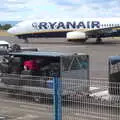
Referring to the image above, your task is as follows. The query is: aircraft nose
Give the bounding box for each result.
[7,27,16,34]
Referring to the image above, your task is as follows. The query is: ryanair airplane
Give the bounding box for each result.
[7,18,120,43]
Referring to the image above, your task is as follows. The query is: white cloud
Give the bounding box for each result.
[7,0,25,4]
[0,0,120,20]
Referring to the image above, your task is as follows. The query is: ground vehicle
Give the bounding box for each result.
[0,41,10,49]
[109,56,120,95]
[0,51,89,101]
[0,41,10,55]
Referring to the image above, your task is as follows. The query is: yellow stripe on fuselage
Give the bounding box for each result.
[112,28,120,30]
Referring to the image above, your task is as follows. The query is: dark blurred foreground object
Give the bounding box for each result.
[9,44,21,52]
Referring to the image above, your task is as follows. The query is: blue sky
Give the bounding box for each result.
[0,0,120,21]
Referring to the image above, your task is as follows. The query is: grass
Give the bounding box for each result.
[0,30,12,36]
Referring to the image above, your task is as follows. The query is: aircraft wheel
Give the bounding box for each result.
[24,38,29,43]
[96,38,102,43]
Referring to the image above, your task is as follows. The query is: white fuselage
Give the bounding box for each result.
[8,18,120,35]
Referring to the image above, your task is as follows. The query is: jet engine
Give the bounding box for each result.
[66,31,87,42]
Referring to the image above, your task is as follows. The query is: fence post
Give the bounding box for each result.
[53,77,62,120]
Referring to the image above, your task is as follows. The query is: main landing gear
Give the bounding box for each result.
[23,37,29,43]
[96,37,103,44]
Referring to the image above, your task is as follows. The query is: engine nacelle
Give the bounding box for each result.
[66,31,87,42]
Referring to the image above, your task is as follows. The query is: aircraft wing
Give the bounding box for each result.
[85,26,120,38]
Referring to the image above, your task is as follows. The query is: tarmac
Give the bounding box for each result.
[1,36,120,79]
[0,36,120,119]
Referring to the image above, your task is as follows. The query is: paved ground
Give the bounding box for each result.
[0,93,119,120]
[1,36,120,78]
[0,36,120,119]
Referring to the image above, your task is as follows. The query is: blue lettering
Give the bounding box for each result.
[77,22,86,28]
[32,22,39,30]
[91,21,100,28]
[87,21,90,28]
[38,22,47,29]
[32,21,101,30]
[66,22,76,29]
[49,22,57,29]
[57,22,66,29]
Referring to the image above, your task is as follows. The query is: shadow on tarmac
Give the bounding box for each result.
[24,40,120,46]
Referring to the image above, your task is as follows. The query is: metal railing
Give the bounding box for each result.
[62,78,120,120]
[0,74,119,120]
[0,74,54,120]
